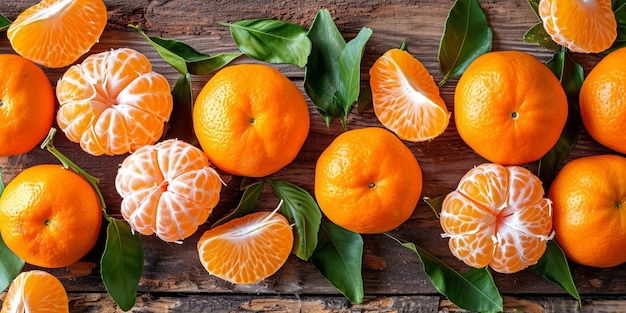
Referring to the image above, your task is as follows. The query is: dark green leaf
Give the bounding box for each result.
[438,0,493,86]
[335,27,372,128]
[606,0,626,53]
[187,52,242,76]
[524,22,560,51]
[130,24,241,75]
[0,236,23,292]
[240,177,264,190]
[222,19,311,67]
[539,49,583,189]
[101,218,144,311]
[527,0,541,18]
[0,168,25,293]
[388,234,503,313]
[0,14,10,32]
[304,9,347,127]
[531,241,581,304]
[269,180,321,260]
[212,180,264,228]
[310,221,363,304]
[164,74,198,146]
[424,196,445,218]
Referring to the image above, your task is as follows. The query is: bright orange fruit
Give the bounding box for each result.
[315,127,422,234]
[369,48,450,142]
[579,47,626,154]
[549,154,626,268]
[115,139,223,243]
[539,0,617,53]
[440,163,553,273]
[0,165,102,268]
[0,54,55,157]
[454,51,568,165]
[56,48,173,156]
[1,270,69,313]
[7,0,107,68]
[193,64,310,178]
[197,210,294,285]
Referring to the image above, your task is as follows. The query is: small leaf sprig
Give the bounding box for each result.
[41,128,144,312]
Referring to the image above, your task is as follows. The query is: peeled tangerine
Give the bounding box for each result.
[56,48,173,156]
[115,139,222,242]
[440,163,553,273]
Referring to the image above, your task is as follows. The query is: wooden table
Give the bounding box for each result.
[1,0,625,312]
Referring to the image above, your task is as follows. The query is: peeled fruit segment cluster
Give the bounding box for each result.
[115,139,222,243]
[440,163,553,274]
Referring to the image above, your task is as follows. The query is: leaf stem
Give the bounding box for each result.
[41,128,110,220]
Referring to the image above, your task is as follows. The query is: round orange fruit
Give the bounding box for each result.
[314,127,422,234]
[0,54,55,157]
[115,139,223,243]
[454,51,568,165]
[440,163,553,273]
[193,64,310,178]
[579,47,626,154]
[56,48,173,156]
[0,164,102,268]
[549,154,626,268]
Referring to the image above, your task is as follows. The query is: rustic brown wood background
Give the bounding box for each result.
[1,0,624,312]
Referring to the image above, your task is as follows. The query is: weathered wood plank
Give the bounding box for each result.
[1,0,626,311]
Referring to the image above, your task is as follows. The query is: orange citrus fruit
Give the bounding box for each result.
[440,163,553,273]
[115,139,223,243]
[579,47,626,154]
[549,154,626,268]
[1,270,69,313]
[538,0,617,53]
[0,54,55,157]
[56,47,173,156]
[454,51,568,165]
[197,210,294,285]
[369,48,450,142]
[0,164,102,268]
[314,127,422,234]
[7,0,107,68]
[193,64,310,178]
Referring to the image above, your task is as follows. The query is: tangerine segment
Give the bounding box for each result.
[7,0,107,68]
[115,139,222,243]
[539,0,616,53]
[0,54,55,157]
[1,270,69,313]
[369,49,450,142]
[197,211,294,285]
[440,163,553,274]
[56,48,173,156]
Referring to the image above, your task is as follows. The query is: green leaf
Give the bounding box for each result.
[310,222,364,304]
[222,19,311,67]
[531,241,581,305]
[304,9,347,127]
[130,24,241,75]
[164,74,198,146]
[212,180,264,228]
[606,0,626,53]
[438,0,493,86]
[524,22,560,51]
[424,196,445,218]
[539,49,583,189]
[527,0,541,18]
[0,169,25,292]
[388,234,503,313]
[101,218,144,311]
[335,27,373,127]
[0,14,10,32]
[268,180,321,260]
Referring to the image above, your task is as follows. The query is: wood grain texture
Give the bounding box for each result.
[0,0,624,312]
